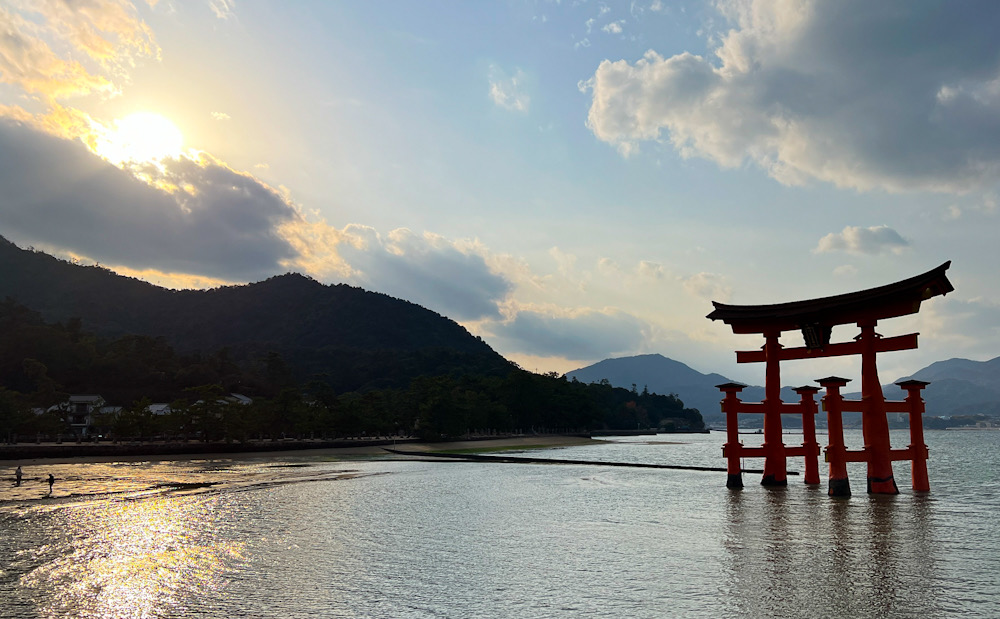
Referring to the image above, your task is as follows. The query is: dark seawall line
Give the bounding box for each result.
[382,448,799,475]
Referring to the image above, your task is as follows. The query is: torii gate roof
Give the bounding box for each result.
[707,261,953,335]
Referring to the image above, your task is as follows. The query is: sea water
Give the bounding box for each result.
[0,430,998,618]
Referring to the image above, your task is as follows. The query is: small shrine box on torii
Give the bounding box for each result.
[707,262,953,495]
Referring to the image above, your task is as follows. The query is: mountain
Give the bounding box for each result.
[566,354,731,392]
[894,357,1000,416]
[0,236,512,392]
[900,356,1000,388]
[568,353,1000,422]
[566,354,794,422]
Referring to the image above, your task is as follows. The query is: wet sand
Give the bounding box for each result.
[1,435,600,466]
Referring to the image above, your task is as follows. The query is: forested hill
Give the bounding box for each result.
[0,236,706,438]
[0,236,511,391]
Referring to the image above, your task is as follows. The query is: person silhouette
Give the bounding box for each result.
[15,466,22,486]
[47,473,54,494]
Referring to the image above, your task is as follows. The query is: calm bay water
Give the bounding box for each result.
[1,430,998,618]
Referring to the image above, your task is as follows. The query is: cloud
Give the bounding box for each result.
[209,0,236,20]
[602,21,624,35]
[0,2,157,98]
[637,260,666,280]
[29,0,157,62]
[0,103,518,321]
[582,0,1000,193]
[979,192,997,214]
[549,247,577,275]
[682,272,731,301]
[489,65,530,112]
[814,225,909,255]
[0,118,301,281]
[484,306,649,359]
[901,296,1000,365]
[335,226,513,321]
[597,257,620,275]
[0,7,111,98]
[833,264,858,278]
[0,0,517,331]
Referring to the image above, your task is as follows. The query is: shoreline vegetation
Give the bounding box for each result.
[0,290,706,451]
[0,434,609,465]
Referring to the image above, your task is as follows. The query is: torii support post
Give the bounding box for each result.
[819,377,852,497]
[718,382,746,489]
[858,321,898,494]
[897,380,931,492]
[793,386,821,485]
[760,330,787,487]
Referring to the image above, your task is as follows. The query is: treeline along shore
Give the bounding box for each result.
[0,298,705,450]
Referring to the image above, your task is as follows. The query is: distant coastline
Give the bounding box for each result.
[946,426,1000,431]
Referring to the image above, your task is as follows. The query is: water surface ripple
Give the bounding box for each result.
[1,430,997,618]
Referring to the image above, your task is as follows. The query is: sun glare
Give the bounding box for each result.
[96,112,184,165]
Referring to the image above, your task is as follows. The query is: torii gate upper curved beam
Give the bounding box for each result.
[707,261,953,343]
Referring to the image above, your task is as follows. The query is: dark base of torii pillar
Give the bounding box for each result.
[828,477,851,497]
[761,475,787,487]
[867,476,899,494]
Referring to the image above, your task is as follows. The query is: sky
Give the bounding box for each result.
[2,0,1000,389]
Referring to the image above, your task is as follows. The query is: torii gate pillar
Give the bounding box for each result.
[858,320,898,494]
[760,329,787,486]
[818,377,851,497]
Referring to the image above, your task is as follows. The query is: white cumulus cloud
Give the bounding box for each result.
[582,0,1000,193]
[602,21,624,34]
[814,225,909,255]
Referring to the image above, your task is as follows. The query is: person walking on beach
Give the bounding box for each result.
[15,466,22,486]
[47,473,54,494]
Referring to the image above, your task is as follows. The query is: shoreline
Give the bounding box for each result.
[0,434,601,465]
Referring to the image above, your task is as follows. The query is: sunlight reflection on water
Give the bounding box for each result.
[0,431,998,618]
[19,496,242,618]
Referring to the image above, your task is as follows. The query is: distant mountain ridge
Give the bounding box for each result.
[895,356,1000,416]
[567,354,786,422]
[0,235,511,392]
[568,353,1000,421]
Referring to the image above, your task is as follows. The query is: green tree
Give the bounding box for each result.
[184,385,227,442]
[0,387,31,442]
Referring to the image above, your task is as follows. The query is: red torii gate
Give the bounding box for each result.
[707,262,953,495]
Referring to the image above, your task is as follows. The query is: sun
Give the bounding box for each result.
[96,112,184,165]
